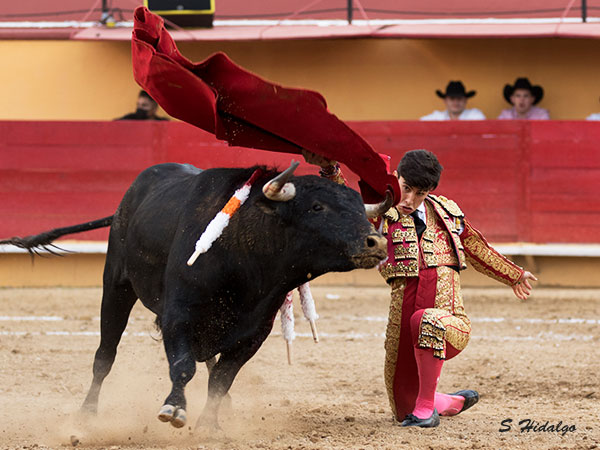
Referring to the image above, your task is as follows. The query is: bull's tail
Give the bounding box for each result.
[0,216,113,255]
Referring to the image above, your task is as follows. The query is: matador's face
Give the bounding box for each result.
[397,176,430,216]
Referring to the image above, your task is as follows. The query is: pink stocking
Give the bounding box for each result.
[412,347,443,419]
[434,392,465,416]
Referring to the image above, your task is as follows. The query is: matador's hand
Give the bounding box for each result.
[302,149,336,169]
[512,271,538,301]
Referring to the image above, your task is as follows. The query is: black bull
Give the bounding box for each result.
[2,162,389,429]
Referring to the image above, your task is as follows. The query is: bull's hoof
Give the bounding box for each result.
[194,414,221,432]
[158,404,187,428]
[158,404,175,422]
[171,408,187,428]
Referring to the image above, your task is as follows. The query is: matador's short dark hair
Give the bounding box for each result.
[397,149,443,191]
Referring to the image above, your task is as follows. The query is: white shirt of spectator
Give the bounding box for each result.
[586,113,600,121]
[420,108,486,121]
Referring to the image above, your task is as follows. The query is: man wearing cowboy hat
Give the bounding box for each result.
[498,77,549,120]
[420,81,485,121]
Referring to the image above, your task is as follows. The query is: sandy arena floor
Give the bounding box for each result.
[0,285,598,449]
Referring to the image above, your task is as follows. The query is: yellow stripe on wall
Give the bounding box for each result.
[1,38,599,121]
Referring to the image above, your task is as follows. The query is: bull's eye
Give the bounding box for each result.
[312,202,324,212]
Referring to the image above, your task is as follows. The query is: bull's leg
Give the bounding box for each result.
[81,280,137,414]
[205,355,232,409]
[205,356,218,372]
[196,333,267,430]
[158,324,196,428]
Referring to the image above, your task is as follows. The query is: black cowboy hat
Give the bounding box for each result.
[436,81,476,99]
[503,77,544,105]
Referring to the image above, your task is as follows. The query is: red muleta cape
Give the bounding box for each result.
[131,6,400,204]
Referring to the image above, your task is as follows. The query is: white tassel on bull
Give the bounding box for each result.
[298,282,319,343]
[187,162,299,267]
[279,282,320,364]
[187,169,263,266]
[280,291,295,365]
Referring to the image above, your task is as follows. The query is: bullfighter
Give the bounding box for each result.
[305,149,537,428]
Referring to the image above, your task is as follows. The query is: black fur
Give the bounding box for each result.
[4,162,386,428]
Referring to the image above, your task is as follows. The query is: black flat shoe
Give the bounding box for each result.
[401,409,440,428]
[449,390,479,413]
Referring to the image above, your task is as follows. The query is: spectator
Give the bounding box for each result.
[420,81,485,121]
[498,78,549,120]
[586,97,600,120]
[115,90,169,121]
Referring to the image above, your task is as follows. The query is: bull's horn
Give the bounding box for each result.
[364,191,394,219]
[262,160,299,202]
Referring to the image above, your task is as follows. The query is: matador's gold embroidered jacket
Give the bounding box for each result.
[319,165,523,285]
[377,195,524,286]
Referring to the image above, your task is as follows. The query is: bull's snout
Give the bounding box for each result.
[352,233,388,269]
[366,233,386,252]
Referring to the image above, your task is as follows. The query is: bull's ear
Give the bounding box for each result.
[254,197,278,216]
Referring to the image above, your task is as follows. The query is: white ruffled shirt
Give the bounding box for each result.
[420,108,486,121]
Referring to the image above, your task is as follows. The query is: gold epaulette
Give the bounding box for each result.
[383,207,400,222]
[428,194,464,218]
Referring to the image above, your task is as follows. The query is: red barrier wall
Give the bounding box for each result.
[1,120,599,243]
